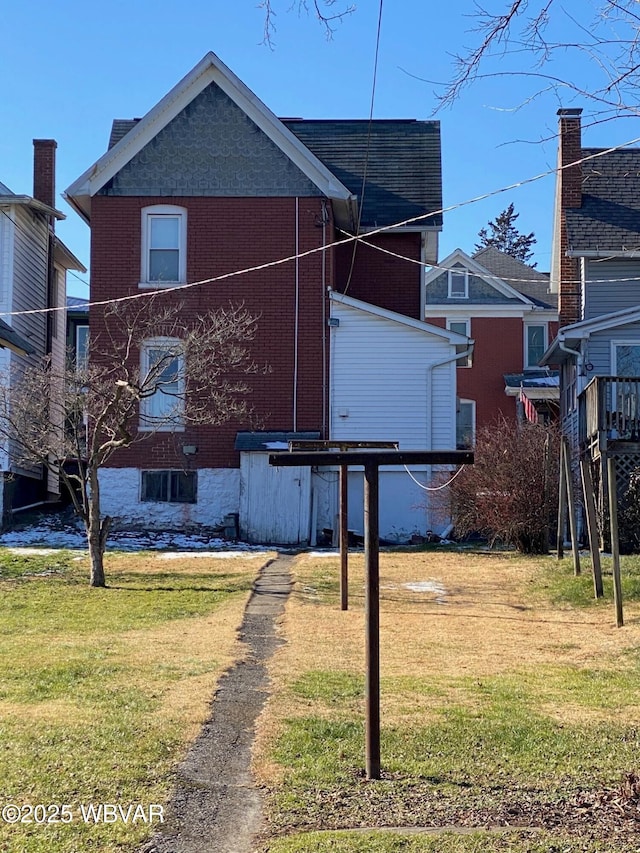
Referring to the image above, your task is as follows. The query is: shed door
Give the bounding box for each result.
[239,453,311,544]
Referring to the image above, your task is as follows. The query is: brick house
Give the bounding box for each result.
[424,247,558,446]
[65,51,466,543]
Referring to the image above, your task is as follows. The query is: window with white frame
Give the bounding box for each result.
[75,325,89,372]
[141,470,197,503]
[525,324,547,369]
[141,205,187,286]
[448,319,471,367]
[448,268,469,299]
[456,399,475,449]
[139,338,185,430]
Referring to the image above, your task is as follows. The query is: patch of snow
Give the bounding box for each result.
[403,579,448,604]
[306,550,339,557]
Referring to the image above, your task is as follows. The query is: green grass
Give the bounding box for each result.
[0,548,258,852]
[264,830,616,853]
[261,551,640,852]
[538,555,640,606]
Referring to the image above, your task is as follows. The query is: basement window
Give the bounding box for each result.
[141,470,197,503]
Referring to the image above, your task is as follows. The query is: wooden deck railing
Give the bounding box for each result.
[580,376,640,446]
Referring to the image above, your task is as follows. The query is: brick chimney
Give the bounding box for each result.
[556,109,582,327]
[33,139,57,213]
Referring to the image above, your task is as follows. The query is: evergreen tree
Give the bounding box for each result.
[475,203,536,266]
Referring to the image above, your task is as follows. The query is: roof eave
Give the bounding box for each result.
[0,195,65,220]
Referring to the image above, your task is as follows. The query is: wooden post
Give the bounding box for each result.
[579,458,604,599]
[364,461,381,780]
[607,456,624,628]
[556,439,567,559]
[562,437,581,575]
[340,464,349,611]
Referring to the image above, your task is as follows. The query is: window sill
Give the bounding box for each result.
[138,425,185,433]
[138,281,183,290]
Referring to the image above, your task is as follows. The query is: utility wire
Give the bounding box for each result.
[3,137,640,318]
[343,0,384,296]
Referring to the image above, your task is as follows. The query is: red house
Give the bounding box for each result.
[424,247,558,446]
[64,52,462,543]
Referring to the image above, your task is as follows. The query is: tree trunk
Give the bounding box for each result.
[87,465,111,587]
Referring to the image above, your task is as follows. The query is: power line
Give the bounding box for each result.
[2,137,640,318]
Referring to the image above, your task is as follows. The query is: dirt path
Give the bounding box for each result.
[140,554,293,853]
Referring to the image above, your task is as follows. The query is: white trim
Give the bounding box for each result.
[424,247,539,304]
[139,337,185,431]
[447,318,472,367]
[611,339,640,376]
[65,51,353,223]
[75,324,89,372]
[456,398,476,449]
[448,268,468,299]
[524,321,548,370]
[330,290,469,343]
[426,303,556,319]
[140,204,187,287]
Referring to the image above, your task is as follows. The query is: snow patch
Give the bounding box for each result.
[403,579,448,603]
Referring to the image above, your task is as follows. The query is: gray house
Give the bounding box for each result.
[542,109,640,507]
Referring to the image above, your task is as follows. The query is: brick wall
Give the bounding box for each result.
[557,109,583,327]
[90,196,332,469]
[333,232,422,319]
[33,139,57,210]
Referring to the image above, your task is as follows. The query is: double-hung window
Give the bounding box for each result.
[139,338,185,430]
[525,324,547,369]
[456,399,476,449]
[448,319,471,368]
[141,205,187,287]
[448,268,469,299]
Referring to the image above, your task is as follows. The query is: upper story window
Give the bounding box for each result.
[75,325,89,373]
[448,319,472,368]
[448,269,469,299]
[525,323,547,369]
[139,337,185,431]
[141,205,187,287]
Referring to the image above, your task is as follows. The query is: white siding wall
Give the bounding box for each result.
[99,467,240,529]
[583,322,640,376]
[11,206,47,361]
[330,301,457,449]
[327,300,458,539]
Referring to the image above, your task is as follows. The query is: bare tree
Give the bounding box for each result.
[437,1,640,122]
[259,0,355,46]
[0,298,260,587]
[448,418,560,553]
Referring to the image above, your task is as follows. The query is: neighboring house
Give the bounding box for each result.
[64,50,463,544]
[541,108,640,503]
[0,141,86,521]
[424,248,558,446]
[66,296,89,370]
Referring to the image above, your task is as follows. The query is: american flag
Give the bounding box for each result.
[520,388,539,424]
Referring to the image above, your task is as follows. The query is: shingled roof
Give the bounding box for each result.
[565,147,640,252]
[473,246,556,308]
[108,117,442,230]
[283,119,441,229]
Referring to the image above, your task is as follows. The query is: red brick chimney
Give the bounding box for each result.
[33,139,57,213]
[556,109,582,327]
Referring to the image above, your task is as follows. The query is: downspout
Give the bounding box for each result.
[293,197,300,431]
[426,344,474,449]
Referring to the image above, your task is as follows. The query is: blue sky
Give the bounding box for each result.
[2,1,638,297]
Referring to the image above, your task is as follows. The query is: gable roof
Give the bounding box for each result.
[472,246,556,308]
[565,148,640,254]
[425,248,542,305]
[282,120,441,230]
[541,303,640,364]
[330,290,471,343]
[65,52,356,228]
